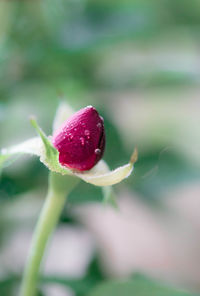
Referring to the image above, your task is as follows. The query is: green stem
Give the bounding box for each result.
[20,172,79,296]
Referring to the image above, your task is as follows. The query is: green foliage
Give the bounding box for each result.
[88,275,199,296]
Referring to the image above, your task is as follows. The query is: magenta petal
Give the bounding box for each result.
[52,106,105,171]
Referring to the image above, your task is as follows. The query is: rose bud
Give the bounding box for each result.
[52,106,105,171]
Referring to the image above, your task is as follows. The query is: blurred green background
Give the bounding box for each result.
[1,0,200,295]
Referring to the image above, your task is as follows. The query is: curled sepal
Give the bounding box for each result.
[0,137,43,170]
[30,118,71,175]
[74,148,138,187]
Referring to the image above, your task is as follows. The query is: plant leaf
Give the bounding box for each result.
[30,117,71,175]
[76,162,134,186]
[74,148,137,187]
[88,275,197,296]
[0,137,43,170]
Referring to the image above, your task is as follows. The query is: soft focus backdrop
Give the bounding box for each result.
[1,1,200,296]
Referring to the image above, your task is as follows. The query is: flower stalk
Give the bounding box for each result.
[20,172,79,296]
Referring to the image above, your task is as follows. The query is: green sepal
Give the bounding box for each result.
[30,117,71,176]
[0,137,42,172]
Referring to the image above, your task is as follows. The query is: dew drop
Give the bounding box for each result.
[80,137,85,146]
[68,133,74,141]
[95,148,101,155]
[97,123,102,129]
[84,129,90,136]
[84,129,90,139]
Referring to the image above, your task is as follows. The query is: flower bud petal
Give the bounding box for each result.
[52,106,105,171]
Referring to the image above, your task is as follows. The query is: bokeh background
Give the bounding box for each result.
[1,1,200,295]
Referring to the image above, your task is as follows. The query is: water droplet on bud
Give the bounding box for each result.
[84,129,90,139]
[68,133,73,141]
[84,129,90,136]
[95,148,101,155]
[80,137,85,146]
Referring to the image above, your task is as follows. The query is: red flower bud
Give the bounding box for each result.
[52,106,105,171]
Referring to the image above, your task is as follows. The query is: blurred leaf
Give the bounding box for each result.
[68,181,102,204]
[43,257,104,296]
[130,149,200,204]
[88,275,199,296]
